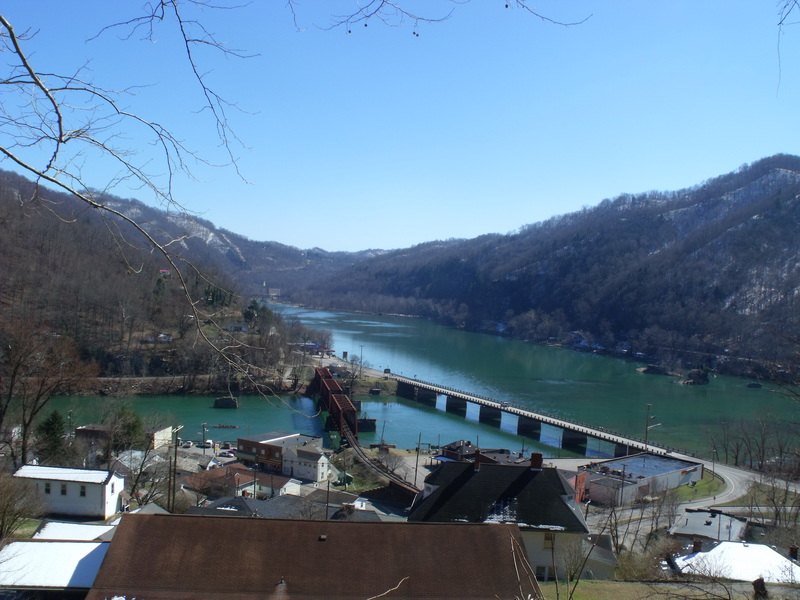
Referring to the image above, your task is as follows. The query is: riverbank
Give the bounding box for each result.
[87,374,291,397]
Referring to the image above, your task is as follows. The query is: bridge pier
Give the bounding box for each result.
[517,416,542,439]
[479,404,503,425]
[395,381,436,406]
[395,380,416,400]
[445,396,468,417]
[615,442,633,457]
[416,387,437,406]
[561,429,588,454]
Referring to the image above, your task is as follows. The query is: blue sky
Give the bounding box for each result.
[3,2,800,251]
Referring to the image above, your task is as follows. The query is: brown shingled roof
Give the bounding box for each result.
[87,514,539,600]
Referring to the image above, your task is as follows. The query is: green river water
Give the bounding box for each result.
[53,306,797,459]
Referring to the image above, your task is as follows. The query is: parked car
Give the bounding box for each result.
[203,440,213,448]
[221,442,232,450]
[218,450,235,458]
[181,441,193,448]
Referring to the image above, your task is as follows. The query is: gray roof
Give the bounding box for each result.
[669,509,748,542]
[14,465,116,485]
[239,431,320,448]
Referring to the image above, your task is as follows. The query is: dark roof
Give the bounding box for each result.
[408,463,588,533]
[86,514,538,600]
[186,496,272,517]
[304,488,360,506]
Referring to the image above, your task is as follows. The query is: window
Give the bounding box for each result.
[111,482,115,494]
[80,485,86,497]
[44,482,51,494]
[61,483,67,496]
[543,532,555,549]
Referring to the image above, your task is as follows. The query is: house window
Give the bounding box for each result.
[44,482,51,494]
[111,482,115,494]
[61,483,67,496]
[80,485,86,497]
[543,532,555,549]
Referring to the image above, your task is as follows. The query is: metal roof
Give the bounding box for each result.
[14,465,114,485]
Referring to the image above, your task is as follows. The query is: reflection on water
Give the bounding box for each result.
[51,306,797,458]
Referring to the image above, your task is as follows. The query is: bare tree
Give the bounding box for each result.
[0,471,45,541]
[0,323,97,467]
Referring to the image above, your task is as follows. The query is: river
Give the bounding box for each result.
[53,306,797,459]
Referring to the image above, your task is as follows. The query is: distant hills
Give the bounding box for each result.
[289,154,800,378]
[3,154,799,379]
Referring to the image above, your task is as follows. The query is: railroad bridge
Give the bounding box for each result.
[314,367,359,438]
[313,368,419,499]
[394,376,667,458]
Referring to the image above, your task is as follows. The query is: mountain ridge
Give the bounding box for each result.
[3,154,799,378]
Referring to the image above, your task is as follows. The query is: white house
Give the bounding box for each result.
[14,465,126,520]
[282,446,339,483]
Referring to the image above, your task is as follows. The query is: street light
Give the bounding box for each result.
[643,404,661,453]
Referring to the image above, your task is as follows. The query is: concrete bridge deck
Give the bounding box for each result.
[391,375,668,458]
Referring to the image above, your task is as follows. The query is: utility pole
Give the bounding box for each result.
[168,425,183,512]
[414,433,422,488]
[201,422,207,455]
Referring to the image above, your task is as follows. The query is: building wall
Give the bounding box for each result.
[34,474,124,519]
[521,531,615,581]
[281,453,337,483]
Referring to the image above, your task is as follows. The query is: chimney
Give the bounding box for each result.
[790,545,798,560]
[474,449,481,472]
[692,539,702,553]
[530,452,543,470]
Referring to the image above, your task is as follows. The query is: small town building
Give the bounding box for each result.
[84,513,540,600]
[0,540,109,597]
[14,465,126,519]
[673,541,800,583]
[75,423,173,450]
[669,508,748,546]
[181,463,301,499]
[581,452,703,506]
[236,431,338,483]
[408,453,616,581]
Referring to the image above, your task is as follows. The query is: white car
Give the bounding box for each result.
[181,441,193,448]
[218,450,235,458]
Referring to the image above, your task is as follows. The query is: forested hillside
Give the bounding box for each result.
[4,154,799,381]
[0,171,328,390]
[290,155,800,378]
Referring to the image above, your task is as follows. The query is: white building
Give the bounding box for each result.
[14,465,126,520]
[674,541,800,584]
[583,453,703,506]
[0,540,109,595]
[282,446,339,483]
